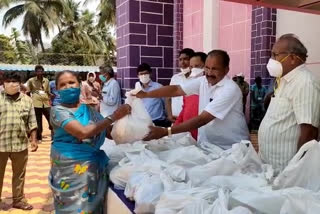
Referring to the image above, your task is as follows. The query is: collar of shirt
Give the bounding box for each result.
[2,92,23,101]
[282,64,306,83]
[205,75,229,88]
[142,81,158,91]
[103,78,115,87]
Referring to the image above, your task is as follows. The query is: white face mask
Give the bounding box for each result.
[266,58,283,77]
[190,68,204,78]
[139,74,151,84]
[180,67,191,75]
[4,82,20,95]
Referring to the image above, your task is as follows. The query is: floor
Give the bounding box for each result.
[1,118,259,213]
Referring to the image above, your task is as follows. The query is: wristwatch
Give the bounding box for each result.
[167,127,172,136]
[106,115,115,123]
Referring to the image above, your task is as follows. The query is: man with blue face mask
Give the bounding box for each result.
[259,34,320,174]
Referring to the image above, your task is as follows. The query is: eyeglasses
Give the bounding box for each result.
[271,52,290,58]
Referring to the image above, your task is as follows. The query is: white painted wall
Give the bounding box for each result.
[203,0,220,52]
[277,9,320,78]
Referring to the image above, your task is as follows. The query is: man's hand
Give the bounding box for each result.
[143,126,168,141]
[135,91,147,99]
[167,115,176,123]
[30,141,38,152]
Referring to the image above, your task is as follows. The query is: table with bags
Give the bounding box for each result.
[102,91,320,214]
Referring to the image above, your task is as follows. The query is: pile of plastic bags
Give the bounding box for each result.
[101,136,320,214]
[103,92,320,214]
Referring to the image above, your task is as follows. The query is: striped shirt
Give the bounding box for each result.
[258,64,320,173]
[0,92,37,152]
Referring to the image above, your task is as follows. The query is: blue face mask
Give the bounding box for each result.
[58,87,81,104]
[99,74,107,82]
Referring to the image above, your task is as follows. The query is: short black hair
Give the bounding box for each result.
[101,65,115,78]
[137,63,152,74]
[35,65,44,71]
[207,50,230,68]
[192,52,207,64]
[55,70,80,87]
[3,72,22,82]
[179,48,195,58]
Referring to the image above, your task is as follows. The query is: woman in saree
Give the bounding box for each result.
[49,71,131,213]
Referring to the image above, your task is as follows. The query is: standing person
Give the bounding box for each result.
[250,76,267,130]
[136,50,249,149]
[49,70,131,213]
[27,65,51,143]
[0,72,38,211]
[0,74,3,92]
[174,52,207,140]
[166,48,195,123]
[136,63,171,127]
[233,73,249,114]
[49,80,61,106]
[259,34,320,174]
[99,66,121,117]
[80,72,101,111]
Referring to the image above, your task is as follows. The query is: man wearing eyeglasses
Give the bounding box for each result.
[135,50,250,150]
[258,34,320,174]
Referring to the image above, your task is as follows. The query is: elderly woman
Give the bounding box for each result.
[49,71,131,213]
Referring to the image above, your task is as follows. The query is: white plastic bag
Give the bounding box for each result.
[208,189,252,214]
[201,174,268,191]
[146,133,196,152]
[155,187,219,214]
[280,191,320,214]
[109,150,165,189]
[227,141,263,174]
[111,92,152,144]
[187,158,238,186]
[158,145,211,168]
[273,140,320,191]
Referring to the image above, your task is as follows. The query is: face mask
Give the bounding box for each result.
[58,87,81,104]
[4,82,20,95]
[190,68,204,78]
[139,74,151,84]
[180,67,191,75]
[88,76,95,83]
[99,74,107,82]
[266,55,290,77]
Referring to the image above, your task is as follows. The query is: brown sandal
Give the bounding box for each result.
[12,201,33,210]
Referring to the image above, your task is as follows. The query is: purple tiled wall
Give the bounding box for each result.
[116,0,175,91]
[173,0,183,69]
[250,7,277,87]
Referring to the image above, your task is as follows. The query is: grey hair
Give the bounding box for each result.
[278,34,308,61]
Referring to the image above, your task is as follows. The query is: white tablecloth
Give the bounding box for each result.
[105,187,133,214]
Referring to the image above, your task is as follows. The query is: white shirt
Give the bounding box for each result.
[258,64,320,173]
[170,72,189,116]
[181,76,250,149]
[100,78,121,117]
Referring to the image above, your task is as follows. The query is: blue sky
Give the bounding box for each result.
[0,0,100,45]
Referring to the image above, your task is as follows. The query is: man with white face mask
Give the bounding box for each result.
[136,63,170,127]
[258,34,320,174]
[174,52,207,140]
[0,72,38,210]
[167,48,195,123]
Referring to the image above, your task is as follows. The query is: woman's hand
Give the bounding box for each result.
[111,104,132,121]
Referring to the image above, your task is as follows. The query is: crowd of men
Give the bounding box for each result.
[0,33,320,210]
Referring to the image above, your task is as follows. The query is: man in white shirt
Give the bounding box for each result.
[166,48,195,123]
[99,66,121,117]
[259,34,320,173]
[136,50,249,149]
